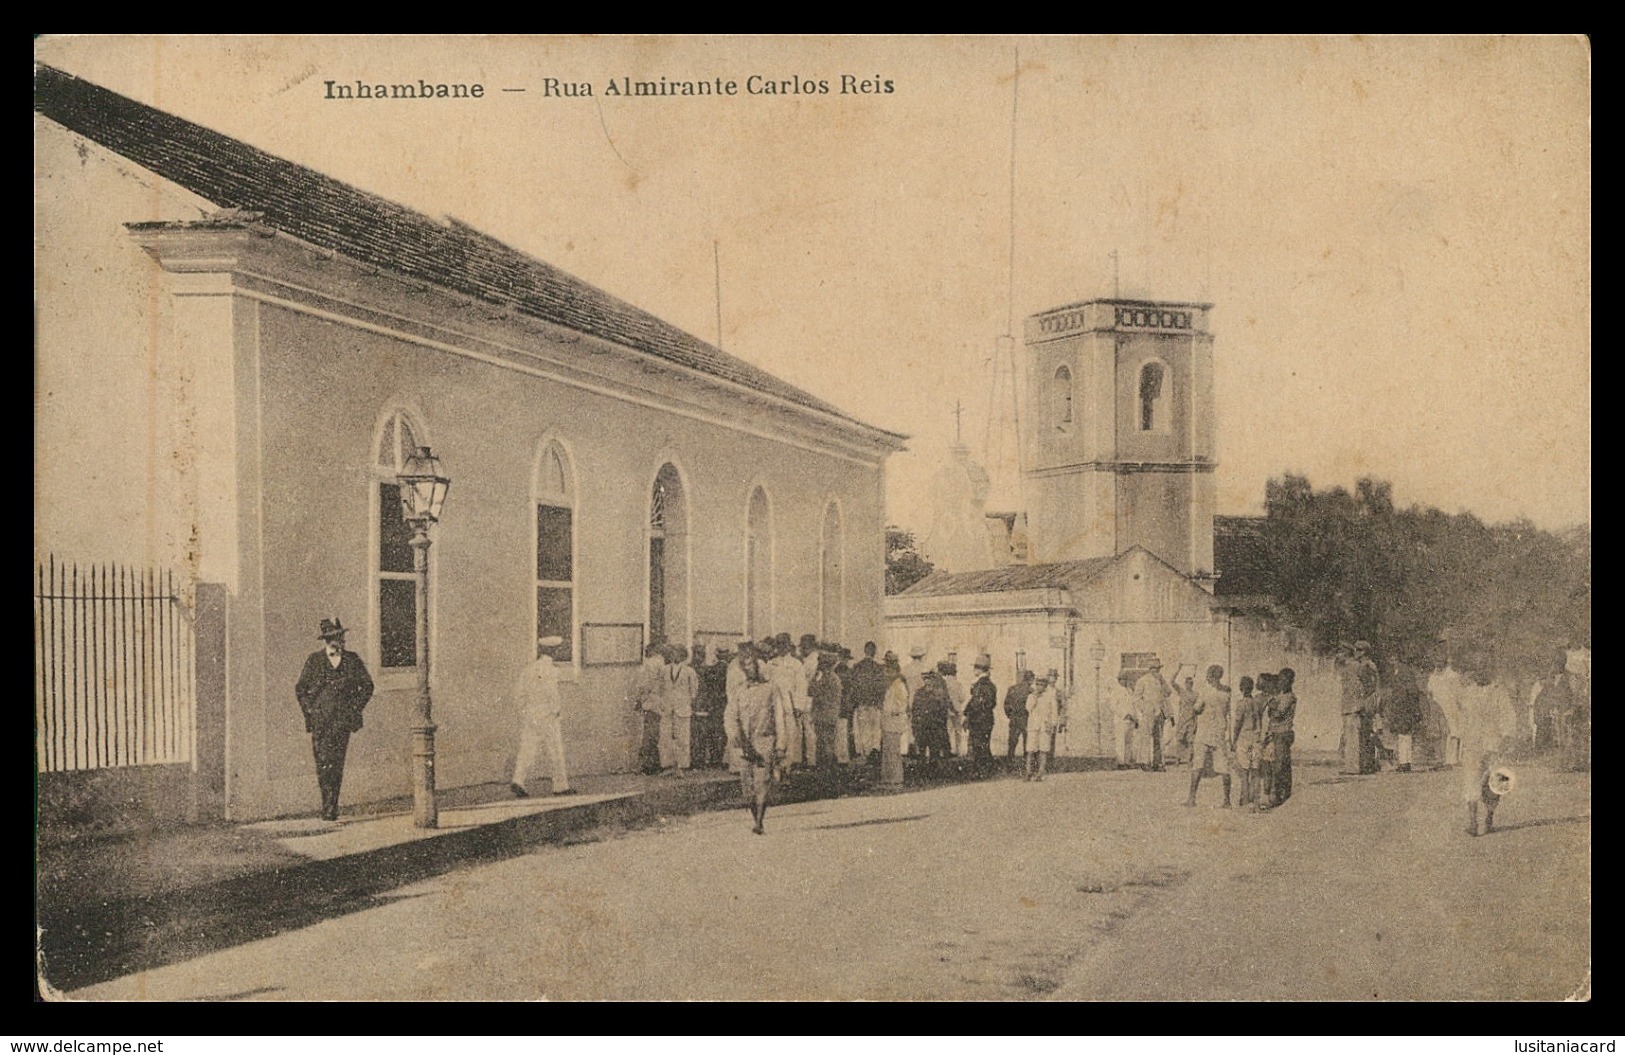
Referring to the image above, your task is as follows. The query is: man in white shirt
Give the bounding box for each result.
[1133,658,1172,771]
[723,641,754,772]
[1428,663,1467,767]
[942,659,968,757]
[725,651,792,834]
[797,633,823,766]
[1459,654,1518,836]
[511,635,574,797]
[629,643,667,775]
[901,644,929,757]
[660,643,698,773]
[1025,672,1061,782]
[769,635,811,767]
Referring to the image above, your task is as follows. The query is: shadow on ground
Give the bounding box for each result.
[38,781,733,992]
[1488,813,1591,833]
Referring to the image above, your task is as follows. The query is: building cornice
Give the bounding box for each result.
[885,587,1075,619]
[1025,298,1215,346]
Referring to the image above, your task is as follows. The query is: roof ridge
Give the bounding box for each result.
[899,552,1120,596]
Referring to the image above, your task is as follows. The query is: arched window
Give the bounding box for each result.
[1139,361,1167,432]
[1053,365,1074,429]
[649,463,689,647]
[534,440,576,663]
[374,409,426,671]
[745,486,772,640]
[820,501,844,642]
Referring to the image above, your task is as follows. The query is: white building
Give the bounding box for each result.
[35,65,905,822]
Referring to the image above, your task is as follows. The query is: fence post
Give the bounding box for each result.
[191,583,227,824]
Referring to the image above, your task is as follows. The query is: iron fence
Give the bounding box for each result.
[35,556,195,772]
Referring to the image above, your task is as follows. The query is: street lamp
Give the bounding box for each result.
[398,445,450,829]
[1089,639,1107,755]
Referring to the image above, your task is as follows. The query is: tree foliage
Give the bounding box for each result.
[1263,473,1590,681]
[885,526,936,595]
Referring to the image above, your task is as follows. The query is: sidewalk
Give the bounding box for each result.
[37,769,738,993]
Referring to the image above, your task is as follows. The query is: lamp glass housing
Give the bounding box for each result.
[398,446,451,524]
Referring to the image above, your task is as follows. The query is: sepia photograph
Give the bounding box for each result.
[35,35,1589,1002]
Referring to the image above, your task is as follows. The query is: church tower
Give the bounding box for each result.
[1022,298,1216,581]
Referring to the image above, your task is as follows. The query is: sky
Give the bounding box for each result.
[35,35,1591,533]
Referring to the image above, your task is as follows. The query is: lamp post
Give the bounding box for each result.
[398,445,450,829]
[1090,639,1107,755]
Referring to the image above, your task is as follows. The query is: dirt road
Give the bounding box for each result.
[69,759,1588,1001]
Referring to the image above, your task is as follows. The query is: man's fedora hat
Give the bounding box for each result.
[975,654,992,669]
[537,635,565,648]
[909,645,928,659]
[318,617,347,640]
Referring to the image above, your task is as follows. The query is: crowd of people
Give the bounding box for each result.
[617,633,1318,830]
[512,627,1588,839]
[1112,657,1300,811]
[320,600,1586,840]
[618,633,1078,832]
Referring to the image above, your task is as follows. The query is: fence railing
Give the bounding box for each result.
[35,557,195,772]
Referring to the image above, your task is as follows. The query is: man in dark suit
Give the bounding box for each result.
[295,618,374,821]
[1004,669,1034,766]
[964,654,999,769]
[693,643,730,769]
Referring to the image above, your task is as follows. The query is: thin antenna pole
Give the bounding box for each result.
[982,44,1029,526]
[982,342,996,456]
[1204,215,1213,298]
[1006,45,1019,339]
[713,240,723,351]
[1141,173,1150,296]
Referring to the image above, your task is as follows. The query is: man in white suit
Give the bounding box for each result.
[511,636,575,797]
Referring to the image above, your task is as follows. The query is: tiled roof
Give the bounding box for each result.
[1213,514,1275,597]
[35,64,902,442]
[899,555,1117,597]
